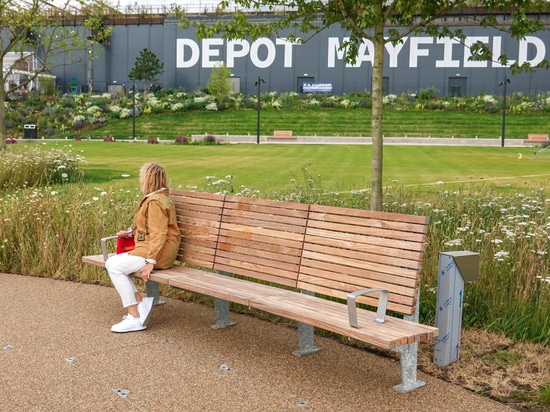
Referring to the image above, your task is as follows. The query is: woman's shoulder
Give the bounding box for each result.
[147,191,174,207]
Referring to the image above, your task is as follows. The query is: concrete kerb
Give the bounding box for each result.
[13,135,527,147]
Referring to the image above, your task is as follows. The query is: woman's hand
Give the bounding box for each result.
[140,262,154,282]
[117,228,133,238]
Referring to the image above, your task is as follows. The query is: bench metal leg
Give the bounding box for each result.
[145,280,165,305]
[211,297,237,329]
[392,293,425,392]
[210,271,237,330]
[392,342,425,392]
[293,290,321,356]
[293,321,321,356]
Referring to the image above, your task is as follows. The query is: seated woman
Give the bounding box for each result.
[105,162,180,333]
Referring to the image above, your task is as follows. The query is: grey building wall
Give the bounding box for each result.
[52,16,550,96]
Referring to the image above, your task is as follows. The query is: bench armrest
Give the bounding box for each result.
[347,288,389,328]
[101,235,118,261]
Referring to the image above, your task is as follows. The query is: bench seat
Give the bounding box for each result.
[82,253,434,349]
[82,190,437,392]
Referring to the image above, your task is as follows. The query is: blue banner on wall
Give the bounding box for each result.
[303,82,333,93]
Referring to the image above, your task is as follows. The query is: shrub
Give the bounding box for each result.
[175,136,189,145]
[203,135,217,144]
[418,86,438,100]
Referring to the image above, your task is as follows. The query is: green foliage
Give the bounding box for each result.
[205,63,232,106]
[129,48,165,88]
[539,384,550,405]
[418,86,438,100]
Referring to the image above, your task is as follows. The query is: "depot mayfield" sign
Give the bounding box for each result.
[176,35,546,70]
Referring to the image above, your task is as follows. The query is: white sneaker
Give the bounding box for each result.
[111,314,146,333]
[138,297,154,326]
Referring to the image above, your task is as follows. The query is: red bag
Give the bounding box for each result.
[116,237,135,254]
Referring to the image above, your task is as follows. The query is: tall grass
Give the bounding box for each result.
[0,145,84,190]
[1,155,549,345]
[0,184,140,283]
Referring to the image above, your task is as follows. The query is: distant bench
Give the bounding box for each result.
[524,133,549,146]
[268,130,296,142]
[82,190,438,392]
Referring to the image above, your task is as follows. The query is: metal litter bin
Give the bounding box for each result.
[24,124,36,139]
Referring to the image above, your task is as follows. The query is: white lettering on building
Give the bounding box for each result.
[177,35,547,70]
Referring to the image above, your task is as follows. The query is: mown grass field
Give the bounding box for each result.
[36,141,550,194]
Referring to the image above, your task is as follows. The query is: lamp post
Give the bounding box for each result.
[255,76,265,144]
[132,80,136,139]
[499,75,510,148]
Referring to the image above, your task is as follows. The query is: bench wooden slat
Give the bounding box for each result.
[305,235,423,269]
[307,218,428,244]
[301,249,422,279]
[82,254,108,267]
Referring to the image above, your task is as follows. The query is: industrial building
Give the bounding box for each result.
[51,10,550,96]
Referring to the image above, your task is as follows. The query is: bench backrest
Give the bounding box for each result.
[273,130,293,137]
[527,133,549,140]
[299,205,429,316]
[169,190,429,317]
[214,195,309,287]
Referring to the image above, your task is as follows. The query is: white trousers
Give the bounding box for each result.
[105,252,146,308]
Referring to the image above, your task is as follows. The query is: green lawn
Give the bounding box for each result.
[80,110,549,140]
[45,141,550,193]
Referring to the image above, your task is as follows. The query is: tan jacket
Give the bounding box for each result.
[129,189,180,269]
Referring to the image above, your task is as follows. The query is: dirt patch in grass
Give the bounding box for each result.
[417,328,550,411]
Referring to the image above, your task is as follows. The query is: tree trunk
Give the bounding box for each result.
[370,27,385,211]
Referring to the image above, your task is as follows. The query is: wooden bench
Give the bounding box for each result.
[268,130,296,142]
[82,190,438,392]
[524,133,549,146]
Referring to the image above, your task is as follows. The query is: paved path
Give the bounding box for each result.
[0,273,512,411]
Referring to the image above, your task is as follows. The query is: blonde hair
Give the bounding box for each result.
[139,162,168,194]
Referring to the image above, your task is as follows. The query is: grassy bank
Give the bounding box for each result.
[69,110,549,140]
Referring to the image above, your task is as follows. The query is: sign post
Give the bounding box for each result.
[434,251,480,367]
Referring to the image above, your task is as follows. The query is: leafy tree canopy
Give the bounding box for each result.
[0,0,111,150]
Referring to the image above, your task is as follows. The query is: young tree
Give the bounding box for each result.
[0,0,111,150]
[206,62,232,109]
[128,48,164,98]
[184,0,549,210]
